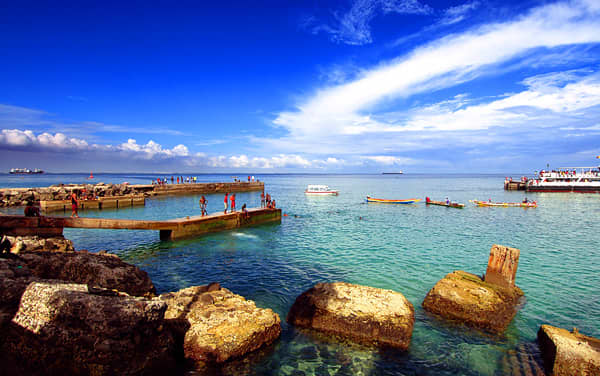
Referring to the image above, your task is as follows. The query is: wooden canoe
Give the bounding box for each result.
[366,196,421,204]
[470,200,537,208]
[425,199,464,208]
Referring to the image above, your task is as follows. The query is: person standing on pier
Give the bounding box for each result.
[224,193,229,214]
[230,194,236,212]
[200,196,207,216]
[70,191,79,218]
[261,191,265,207]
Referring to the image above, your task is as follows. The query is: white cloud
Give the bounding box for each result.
[361,155,416,165]
[309,0,432,45]
[0,129,89,150]
[118,139,189,159]
[440,1,479,25]
[273,0,600,155]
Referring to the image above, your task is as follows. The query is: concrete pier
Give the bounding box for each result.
[40,195,145,213]
[0,208,281,240]
[504,179,527,191]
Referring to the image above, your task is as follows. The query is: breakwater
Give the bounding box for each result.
[0,181,264,210]
[0,207,281,240]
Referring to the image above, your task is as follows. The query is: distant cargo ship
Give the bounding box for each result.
[9,168,44,174]
[382,171,403,174]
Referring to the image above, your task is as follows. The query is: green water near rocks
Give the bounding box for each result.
[2,173,598,375]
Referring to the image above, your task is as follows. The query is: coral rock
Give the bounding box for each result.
[422,271,523,333]
[3,281,175,375]
[538,325,600,376]
[160,284,281,363]
[287,282,415,350]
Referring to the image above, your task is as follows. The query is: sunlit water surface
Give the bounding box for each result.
[2,173,598,375]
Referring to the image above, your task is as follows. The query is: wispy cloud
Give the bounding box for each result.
[0,104,185,137]
[306,0,432,45]
[439,1,480,26]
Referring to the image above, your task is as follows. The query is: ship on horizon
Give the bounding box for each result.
[9,168,44,174]
[382,170,403,175]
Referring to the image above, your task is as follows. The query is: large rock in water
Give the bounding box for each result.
[538,325,600,376]
[286,282,415,350]
[3,281,175,376]
[6,235,75,253]
[159,283,281,363]
[422,271,523,333]
[18,250,156,297]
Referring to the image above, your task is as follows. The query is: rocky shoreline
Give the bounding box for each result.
[0,239,598,375]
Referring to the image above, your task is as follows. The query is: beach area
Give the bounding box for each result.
[1,172,598,375]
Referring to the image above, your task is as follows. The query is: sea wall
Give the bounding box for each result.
[0,181,264,208]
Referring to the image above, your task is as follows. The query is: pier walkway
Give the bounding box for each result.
[0,207,281,241]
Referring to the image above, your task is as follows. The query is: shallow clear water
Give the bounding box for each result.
[2,172,599,375]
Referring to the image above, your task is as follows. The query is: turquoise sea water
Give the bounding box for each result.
[1,173,599,375]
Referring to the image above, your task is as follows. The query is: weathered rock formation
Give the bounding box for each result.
[538,325,600,376]
[159,283,281,363]
[2,281,175,376]
[5,234,75,253]
[485,244,520,288]
[19,250,156,297]
[287,282,415,350]
[422,270,523,333]
[0,256,37,328]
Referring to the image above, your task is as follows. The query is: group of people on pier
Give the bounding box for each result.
[198,191,277,217]
[153,176,199,185]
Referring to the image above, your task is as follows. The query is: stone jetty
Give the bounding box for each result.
[538,325,600,376]
[287,282,415,350]
[422,244,524,333]
[0,236,281,375]
[0,181,264,211]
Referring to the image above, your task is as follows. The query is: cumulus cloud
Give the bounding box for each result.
[0,129,89,150]
[118,139,189,159]
[308,0,432,45]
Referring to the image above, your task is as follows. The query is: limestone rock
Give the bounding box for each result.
[0,257,37,328]
[3,281,175,375]
[160,284,281,363]
[287,282,415,350]
[6,235,75,253]
[19,250,156,297]
[422,271,523,333]
[538,325,600,376]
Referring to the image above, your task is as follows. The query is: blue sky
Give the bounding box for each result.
[1,0,599,173]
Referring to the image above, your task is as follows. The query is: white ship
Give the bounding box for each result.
[526,166,600,193]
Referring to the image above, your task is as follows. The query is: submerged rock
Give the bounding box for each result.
[3,281,175,375]
[159,284,281,363]
[538,325,600,376]
[422,270,523,333]
[18,250,156,297]
[286,282,415,350]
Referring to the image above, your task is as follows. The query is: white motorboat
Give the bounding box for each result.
[304,184,339,196]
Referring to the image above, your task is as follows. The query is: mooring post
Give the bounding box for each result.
[484,244,520,288]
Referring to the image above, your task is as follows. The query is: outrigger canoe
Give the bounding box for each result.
[470,200,537,208]
[425,197,464,208]
[366,196,421,204]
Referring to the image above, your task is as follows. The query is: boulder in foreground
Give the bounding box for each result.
[160,283,281,363]
[286,282,415,350]
[538,325,600,376]
[19,250,156,297]
[4,281,175,375]
[422,270,523,333]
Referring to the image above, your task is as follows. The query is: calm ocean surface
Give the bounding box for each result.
[1,172,598,375]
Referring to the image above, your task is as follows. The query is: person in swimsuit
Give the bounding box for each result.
[224,193,229,214]
[70,191,79,218]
